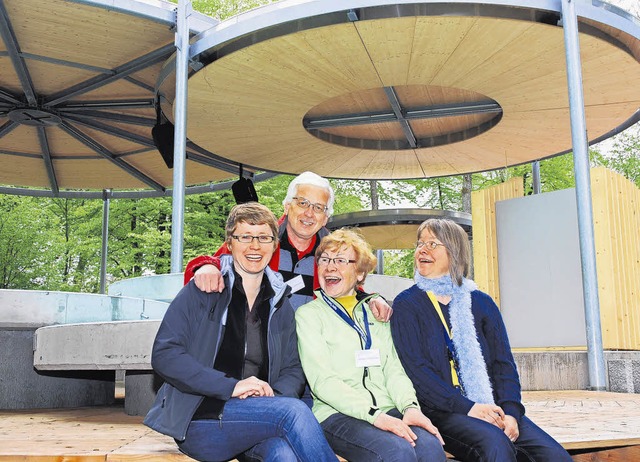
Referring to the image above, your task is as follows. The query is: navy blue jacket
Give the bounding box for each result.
[390,285,524,421]
[144,255,305,440]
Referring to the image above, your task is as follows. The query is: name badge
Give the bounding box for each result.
[285,275,305,294]
[355,349,381,367]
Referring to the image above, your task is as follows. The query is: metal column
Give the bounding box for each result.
[99,189,110,294]
[532,161,541,194]
[561,0,607,390]
[376,249,384,275]
[170,0,189,273]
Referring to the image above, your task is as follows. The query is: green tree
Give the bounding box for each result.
[592,130,640,187]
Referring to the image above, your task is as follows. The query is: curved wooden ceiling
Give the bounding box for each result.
[181,0,640,180]
[0,0,240,194]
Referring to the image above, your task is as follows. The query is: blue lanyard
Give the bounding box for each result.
[319,290,372,350]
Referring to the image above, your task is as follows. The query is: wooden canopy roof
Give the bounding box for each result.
[328,209,472,249]
[0,0,243,195]
[177,0,640,180]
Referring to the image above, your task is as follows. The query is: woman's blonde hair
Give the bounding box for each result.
[416,218,470,285]
[316,228,377,284]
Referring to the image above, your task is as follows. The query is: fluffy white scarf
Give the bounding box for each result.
[414,272,495,404]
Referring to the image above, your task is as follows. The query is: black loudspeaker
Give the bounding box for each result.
[152,102,175,169]
[232,165,259,204]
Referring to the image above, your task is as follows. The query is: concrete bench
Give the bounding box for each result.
[0,288,167,411]
[33,318,640,417]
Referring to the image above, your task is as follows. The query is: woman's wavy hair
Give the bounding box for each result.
[416,218,470,286]
[316,228,377,285]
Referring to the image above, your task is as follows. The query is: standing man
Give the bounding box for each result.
[184,171,392,321]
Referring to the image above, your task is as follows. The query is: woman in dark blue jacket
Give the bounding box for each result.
[391,218,572,462]
[144,203,336,462]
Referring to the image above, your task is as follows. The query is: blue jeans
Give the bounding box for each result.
[178,397,338,462]
[426,411,572,462]
[321,409,447,462]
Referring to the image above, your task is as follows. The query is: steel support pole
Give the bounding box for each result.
[532,161,541,194]
[99,189,111,294]
[376,249,384,275]
[561,0,607,390]
[170,0,189,274]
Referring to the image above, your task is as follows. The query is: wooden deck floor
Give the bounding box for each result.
[1,390,639,461]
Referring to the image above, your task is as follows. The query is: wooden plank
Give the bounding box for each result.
[2,391,640,460]
[571,445,640,462]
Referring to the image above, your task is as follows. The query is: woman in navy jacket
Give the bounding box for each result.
[390,218,572,462]
[144,203,336,462]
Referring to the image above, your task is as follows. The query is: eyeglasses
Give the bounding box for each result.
[317,256,356,267]
[231,234,276,244]
[292,196,328,214]
[416,240,446,250]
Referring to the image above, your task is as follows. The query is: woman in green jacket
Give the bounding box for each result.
[296,229,446,462]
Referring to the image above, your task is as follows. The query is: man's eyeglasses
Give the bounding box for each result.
[416,240,446,250]
[232,234,276,244]
[292,196,328,214]
[317,256,356,267]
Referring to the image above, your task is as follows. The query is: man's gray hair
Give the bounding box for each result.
[283,171,335,216]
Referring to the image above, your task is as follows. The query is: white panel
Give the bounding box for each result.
[496,189,587,348]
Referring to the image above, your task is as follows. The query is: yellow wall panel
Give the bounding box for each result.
[591,167,640,350]
[471,177,524,306]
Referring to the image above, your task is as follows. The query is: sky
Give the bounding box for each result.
[605,0,639,17]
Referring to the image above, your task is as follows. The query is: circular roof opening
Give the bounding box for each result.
[303,85,502,150]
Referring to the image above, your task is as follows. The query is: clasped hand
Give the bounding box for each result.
[468,403,519,442]
[374,408,444,447]
[231,376,274,399]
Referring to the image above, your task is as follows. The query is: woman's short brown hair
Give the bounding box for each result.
[316,228,377,284]
[225,202,279,249]
[416,218,470,285]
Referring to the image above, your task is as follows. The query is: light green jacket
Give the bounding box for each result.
[296,291,419,424]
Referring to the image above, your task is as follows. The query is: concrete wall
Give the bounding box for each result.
[0,326,114,410]
[0,289,169,326]
[364,274,413,303]
[108,274,184,303]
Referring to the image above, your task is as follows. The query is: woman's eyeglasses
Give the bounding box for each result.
[232,234,275,244]
[292,196,328,214]
[317,257,356,267]
[416,240,446,250]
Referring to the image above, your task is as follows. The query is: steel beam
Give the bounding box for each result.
[383,86,417,148]
[170,0,189,273]
[45,44,174,106]
[37,126,59,195]
[0,120,18,138]
[0,88,22,105]
[304,100,502,129]
[561,0,606,391]
[63,114,156,147]
[57,99,155,110]
[186,152,243,175]
[59,110,155,126]
[60,120,164,191]
[100,189,111,294]
[0,172,278,199]
[532,161,541,194]
[0,0,37,106]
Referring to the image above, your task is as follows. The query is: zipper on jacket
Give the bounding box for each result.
[353,298,377,409]
[362,366,377,407]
